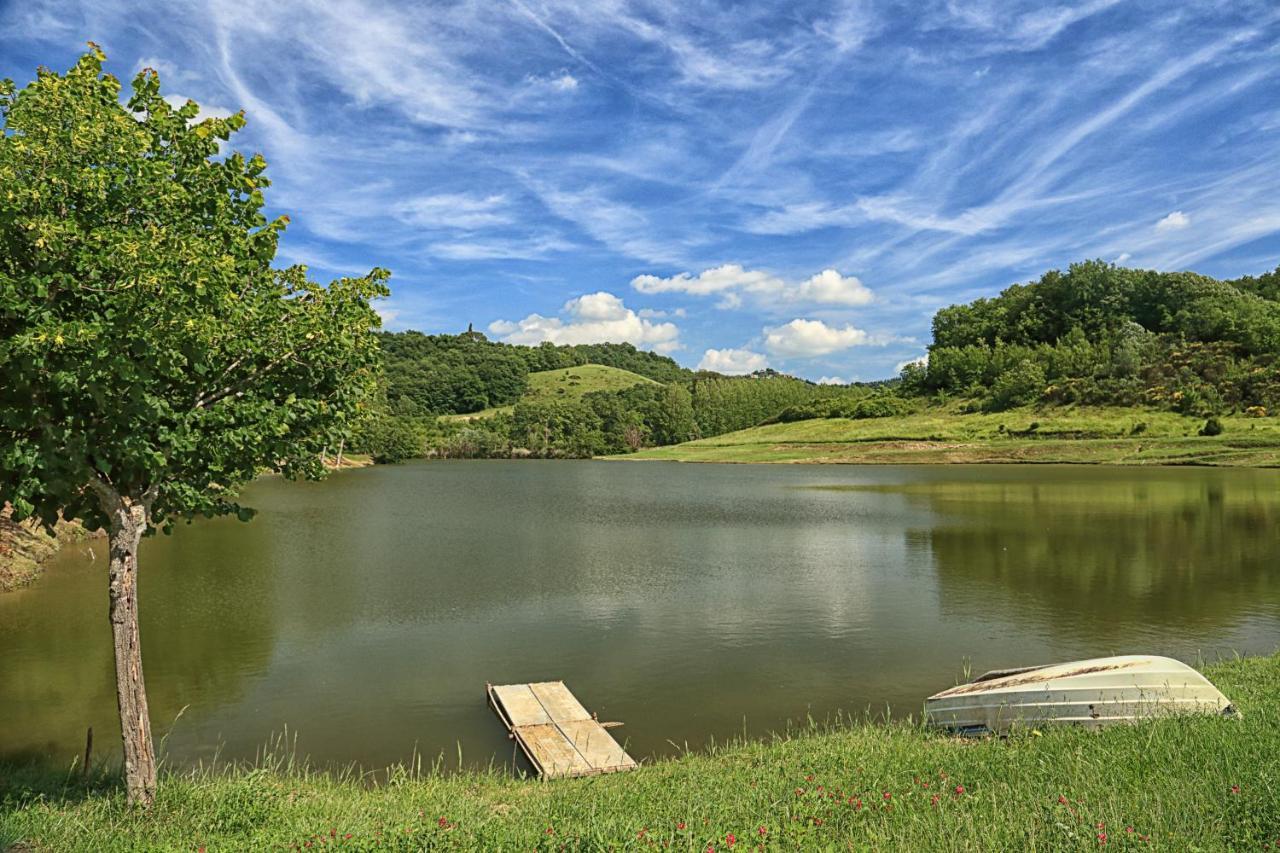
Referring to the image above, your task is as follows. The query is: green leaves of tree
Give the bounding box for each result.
[0,48,390,531]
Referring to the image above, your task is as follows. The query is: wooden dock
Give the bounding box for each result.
[486,681,637,779]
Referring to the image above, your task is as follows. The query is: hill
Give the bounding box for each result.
[378,331,689,417]
[442,364,659,421]
[620,403,1280,466]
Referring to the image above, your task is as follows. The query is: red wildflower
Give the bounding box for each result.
[931,795,940,807]
[954,785,965,795]
[806,774,814,782]
[1231,784,1241,794]
[343,834,352,840]
[1125,827,1134,834]
[1097,833,1107,845]
[726,832,736,846]
[795,788,805,796]
[883,792,892,801]
[813,818,823,826]
[1058,795,1069,805]
[546,827,554,835]
[437,817,449,828]
[758,826,768,836]
[677,822,687,831]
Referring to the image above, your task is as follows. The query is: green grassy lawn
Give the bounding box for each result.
[2,654,1277,851]
[623,404,1280,466]
[442,365,659,422]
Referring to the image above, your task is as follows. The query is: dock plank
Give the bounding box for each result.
[487,681,638,779]
[529,681,591,723]
[560,719,635,771]
[519,724,593,777]
[491,684,552,727]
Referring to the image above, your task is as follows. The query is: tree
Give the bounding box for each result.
[0,49,388,805]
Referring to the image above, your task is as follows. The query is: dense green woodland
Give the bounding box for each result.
[356,333,870,460]
[909,261,1280,415]
[353,261,1280,461]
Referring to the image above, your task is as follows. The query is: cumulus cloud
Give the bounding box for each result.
[764,319,884,358]
[796,269,874,306]
[816,376,848,385]
[631,264,874,309]
[698,348,769,374]
[489,292,681,353]
[895,354,929,373]
[1155,210,1191,232]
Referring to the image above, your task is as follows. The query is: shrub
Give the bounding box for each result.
[1199,417,1224,437]
[987,360,1046,411]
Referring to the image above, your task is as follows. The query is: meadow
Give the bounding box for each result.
[623,404,1280,467]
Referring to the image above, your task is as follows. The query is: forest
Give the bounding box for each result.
[908,260,1280,415]
[352,261,1280,462]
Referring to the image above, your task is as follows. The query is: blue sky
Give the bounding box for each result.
[2,0,1278,381]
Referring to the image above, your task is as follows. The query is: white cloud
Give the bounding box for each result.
[1155,210,1191,232]
[162,94,234,123]
[895,354,929,373]
[816,376,848,385]
[797,269,874,306]
[698,348,769,374]
[489,292,681,353]
[631,264,875,309]
[764,318,883,358]
[394,193,513,229]
[552,73,579,91]
[1114,252,1132,264]
[526,70,580,92]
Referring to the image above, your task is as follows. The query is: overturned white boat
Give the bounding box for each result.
[926,655,1238,735]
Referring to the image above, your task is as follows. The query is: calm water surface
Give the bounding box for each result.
[3,462,1279,771]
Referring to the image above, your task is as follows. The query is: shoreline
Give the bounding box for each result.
[3,654,1276,850]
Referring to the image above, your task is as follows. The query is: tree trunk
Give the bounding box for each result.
[106,499,157,806]
[335,438,344,469]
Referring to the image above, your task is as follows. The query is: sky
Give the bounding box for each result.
[2,1,1278,382]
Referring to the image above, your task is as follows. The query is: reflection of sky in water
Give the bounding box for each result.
[2,462,1278,772]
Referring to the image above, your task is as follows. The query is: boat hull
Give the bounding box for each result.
[925,655,1237,735]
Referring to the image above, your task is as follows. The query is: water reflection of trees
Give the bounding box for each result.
[0,528,277,766]
[906,477,1280,635]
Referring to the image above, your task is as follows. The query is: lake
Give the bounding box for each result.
[3,461,1279,772]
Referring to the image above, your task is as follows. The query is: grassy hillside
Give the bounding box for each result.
[621,404,1280,466]
[443,364,659,421]
[3,655,1277,850]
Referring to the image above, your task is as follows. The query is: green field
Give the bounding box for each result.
[621,404,1280,467]
[443,365,659,422]
[2,655,1276,851]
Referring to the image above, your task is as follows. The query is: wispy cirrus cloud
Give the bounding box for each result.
[4,0,1277,381]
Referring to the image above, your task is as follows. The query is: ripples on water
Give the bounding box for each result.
[2,461,1278,771]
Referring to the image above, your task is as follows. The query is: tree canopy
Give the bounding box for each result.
[0,47,389,531]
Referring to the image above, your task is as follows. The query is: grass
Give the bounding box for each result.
[622,404,1280,467]
[443,365,658,422]
[3,654,1278,851]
